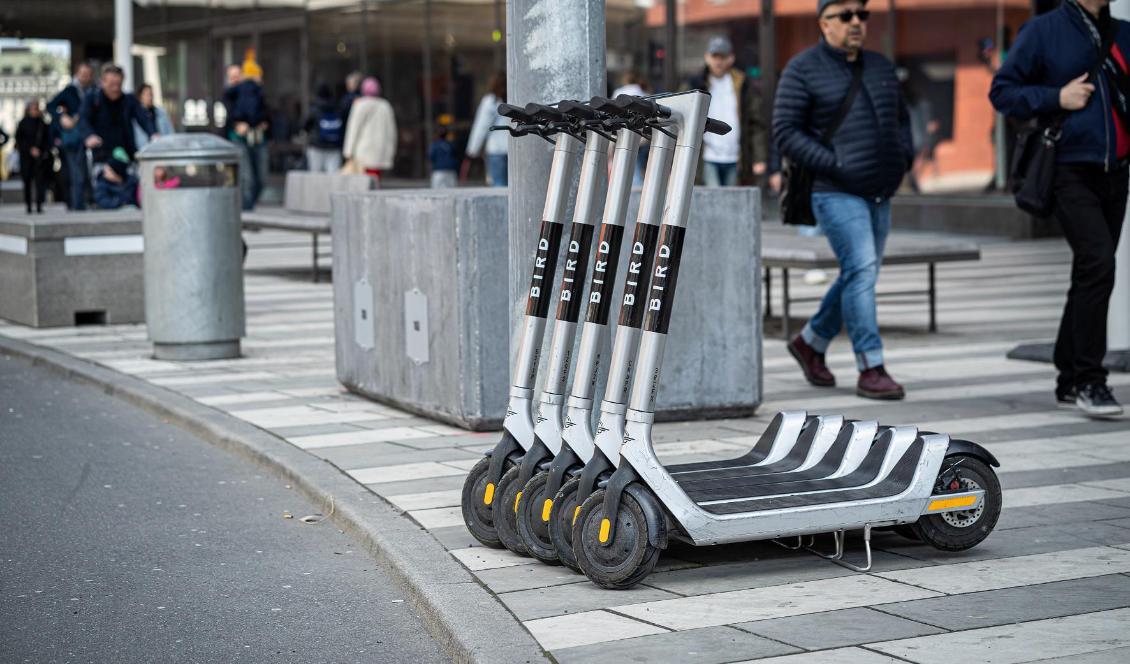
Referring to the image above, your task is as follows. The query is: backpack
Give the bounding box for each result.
[317,110,344,145]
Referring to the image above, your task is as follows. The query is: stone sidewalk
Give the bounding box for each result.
[4,228,1130,663]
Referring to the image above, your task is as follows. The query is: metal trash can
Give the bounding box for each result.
[136,134,245,360]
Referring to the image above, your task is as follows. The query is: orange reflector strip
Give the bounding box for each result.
[928,495,978,512]
[483,483,495,505]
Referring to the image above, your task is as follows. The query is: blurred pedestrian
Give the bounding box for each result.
[774,0,914,400]
[429,119,459,188]
[990,0,1130,418]
[342,77,396,182]
[340,71,363,132]
[79,64,156,210]
[305,83,344,173]
[687,36,767,186]
[16,101,52,214]
[226,50,269,210]
[133,83,173,152]
[47,61,95,210]
[465,72,509,186]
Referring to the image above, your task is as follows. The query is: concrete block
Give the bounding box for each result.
[0,209,144,327]
[333,187,761,430]
[283,171,375,215]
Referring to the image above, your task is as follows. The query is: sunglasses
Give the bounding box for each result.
[823,9,871,22]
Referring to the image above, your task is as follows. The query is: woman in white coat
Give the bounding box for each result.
[342,77,397,181]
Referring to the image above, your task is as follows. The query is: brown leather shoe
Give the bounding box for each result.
[857,366,906,400]
[787,335,835,387]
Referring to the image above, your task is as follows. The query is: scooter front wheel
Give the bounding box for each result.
[549,477,584,573]
[573,489,661,589]
[493,465,531,556]
[461,457,504,548]
[913,455,1002,551]
[516,471,561,565]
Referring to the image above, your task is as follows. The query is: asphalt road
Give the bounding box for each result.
[0,353,449,664]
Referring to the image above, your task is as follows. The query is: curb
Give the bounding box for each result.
[0,334,547,664]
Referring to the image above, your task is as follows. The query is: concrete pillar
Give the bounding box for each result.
[506,0,606,366]
[114,0,134,92]
[1111,0,1130,367]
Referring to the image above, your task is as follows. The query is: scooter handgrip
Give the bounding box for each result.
[525,102,568,122]
[559,99,598,121]
[705,118,732,136]
[615,94,671,119]
[497,103,530,121]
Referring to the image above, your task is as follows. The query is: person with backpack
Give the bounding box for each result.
[990,0,1130,418]
[78,64,157,210]
[305,84,344,173]
[47,62,95,210]
[773,0,914,400]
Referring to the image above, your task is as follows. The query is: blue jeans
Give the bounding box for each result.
[239,141,268,211]
[486,154,508,187]
[800,192,891,370]
[702,161,738,186]
[64,146,89,210]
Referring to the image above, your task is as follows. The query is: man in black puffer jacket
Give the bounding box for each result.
[775,0,914,401]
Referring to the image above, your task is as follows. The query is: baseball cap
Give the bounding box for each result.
[818,0,868,17]
[706,36,733,56]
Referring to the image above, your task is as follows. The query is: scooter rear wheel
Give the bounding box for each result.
[549,477,584,573]
[573,489,661,589]
[913,455,1001,551]
[493,465,531,556]
[461,457,505,548]
[516,471,561,565]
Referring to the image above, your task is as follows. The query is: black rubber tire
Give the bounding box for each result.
[492,465,530,556]
[549,477,584,573]
[912,455,1002,552]
[516,471,561,565]
[893,525,921,541]
[573,489,661,589]
[460,457,504,548]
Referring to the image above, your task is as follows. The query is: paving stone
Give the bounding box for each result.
[474,563,588,594]
[347,461,466,485]
[270,422,365,439]
[643,555,853,596]
[732,646,906,664]
[406,506,463,529]
[422,525,479,552]
[366,474,467,498]
[1029,646,1130,663]
[383,489,461,511]
[551,625,799,664]
[1104,517,1130,531]
[995,501,1130,530]
[613,575,940,630]
[498,580,679,621]
[999,462,1130,490]
[523,610,668,651]
[449,546,537,571]
[868,607,1130,664]
[876,574,1130,631]
[877,520,1130,565]
[319,444,478,470]
[734,607,943,650]
[876,545,1130,595]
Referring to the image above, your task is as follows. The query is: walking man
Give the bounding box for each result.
[774,0,914,400]
[687,36,766,186]
[47,62,95,210]
[990,0,1130,418]
[78,64,157,209]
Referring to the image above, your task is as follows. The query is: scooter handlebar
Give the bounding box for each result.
[614,94,671,119]
[497,103,532,123]
[558,99,599,121]
[525,102,569,123]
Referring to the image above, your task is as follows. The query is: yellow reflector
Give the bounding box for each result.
[928,495,978,512]
[483,483,495,505]
[541,498,554,522]
[514,490,523,513]
[573,506,581,525]
[598,518,611,543]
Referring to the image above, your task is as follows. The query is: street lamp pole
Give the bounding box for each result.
[114,0,134,91]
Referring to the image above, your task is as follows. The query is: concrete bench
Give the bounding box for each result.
[242,171,375,281]
[0,207,144,327]
[333,187,762,430]
[761,224,981,339]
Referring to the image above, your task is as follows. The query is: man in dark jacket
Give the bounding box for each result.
[991,0,1130,418]
[78,64,157,209]
[304,84,344,173]
[47,62,95,210]
[774,0,914,400]
[687,36,767,186]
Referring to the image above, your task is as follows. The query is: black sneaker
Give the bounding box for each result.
[1056,385,1076,410]
[1076,383,1123,419]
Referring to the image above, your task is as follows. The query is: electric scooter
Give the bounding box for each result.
[570,90,1003,589]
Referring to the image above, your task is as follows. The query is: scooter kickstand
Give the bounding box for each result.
[772,535,814,551]
[805,525,873,572]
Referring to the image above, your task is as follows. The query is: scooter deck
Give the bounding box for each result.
[676,421,892,499]
[665,412,816,474]
[699,437,924,515]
